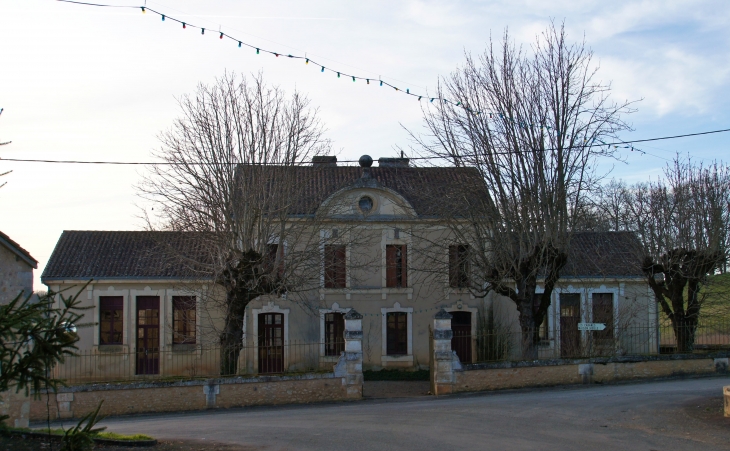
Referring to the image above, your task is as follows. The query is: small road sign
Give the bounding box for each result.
[578,323,606,331]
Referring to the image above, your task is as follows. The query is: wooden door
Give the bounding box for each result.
[451,311,472,363]
[258,313,284,373]
[560,294,581,358]
[324,312,345,357]
[136,296,160,375]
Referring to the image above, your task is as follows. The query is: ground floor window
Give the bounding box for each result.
[324,312,345,356]
[386,312,408,355]
[172,296,197,344]
[99,296,123,345]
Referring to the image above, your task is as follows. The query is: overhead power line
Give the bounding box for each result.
[2,128,729,165]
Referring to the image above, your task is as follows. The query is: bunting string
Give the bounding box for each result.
[56,0,607,144]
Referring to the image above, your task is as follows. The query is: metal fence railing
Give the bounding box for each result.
[451,322,730,365]
[53,340,340,385]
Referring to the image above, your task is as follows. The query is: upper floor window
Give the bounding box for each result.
[386,244,407,288]
[264,243,284,277]
[99,296,123,345]
[324,244,347,288]
[172,296,197,344]
[449,245,470,288]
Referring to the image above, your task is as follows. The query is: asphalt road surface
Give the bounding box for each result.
[83,377,730,450]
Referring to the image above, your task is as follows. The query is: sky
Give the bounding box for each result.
[1,0,729,289]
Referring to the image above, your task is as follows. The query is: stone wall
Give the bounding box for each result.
[0,244,33,305]
[454,356,726,393]
[26,373,351,422]
[7,310,366,423]
[431,311,730,395]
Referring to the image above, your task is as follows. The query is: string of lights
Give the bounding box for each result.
[2,128,728,165]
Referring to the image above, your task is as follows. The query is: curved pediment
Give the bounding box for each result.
[317,184,417,219]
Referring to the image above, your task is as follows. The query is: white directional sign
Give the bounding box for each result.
[577,323,606,331]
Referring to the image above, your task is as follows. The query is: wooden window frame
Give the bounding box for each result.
[449,245,470,288]
[265,243,284,277]
[172,296,197,345]
[324,244,347,288]
[386,312,408,356]
[99,296,123,345]
[386,244,407,288]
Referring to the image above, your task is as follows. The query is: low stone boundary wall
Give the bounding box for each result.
[27,372,352,422]
[455,354,729,393]
[430,309,730,395]
[4,309,367,426]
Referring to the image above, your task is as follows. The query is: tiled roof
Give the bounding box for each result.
[243,165,486,216]
[42,230,643,281]
[41,231,213,282]
[563,231,643,278]
[0,230,38,269]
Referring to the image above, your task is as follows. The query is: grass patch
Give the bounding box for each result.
[94,431,154,441]
[10,427,153,441]
[363,369,430,381]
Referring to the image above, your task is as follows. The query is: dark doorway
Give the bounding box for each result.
[451,311,472,363]
[258,313,284,374]
[560,293,581,358]
[324,312,345,357]
[136,296,160,375]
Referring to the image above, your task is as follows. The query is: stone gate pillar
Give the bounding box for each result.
[432,309,455,395]
[343,309,364,399]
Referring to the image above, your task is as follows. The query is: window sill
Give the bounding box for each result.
[320,287,414,300]
[97,345,125,354]
[172,344,197,352]
[381,355,413,363]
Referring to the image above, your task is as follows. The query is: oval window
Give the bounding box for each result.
[358,196,374,213]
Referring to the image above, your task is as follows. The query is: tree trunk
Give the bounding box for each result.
[518,296,538,360]
[219,287,247,375]
[672,314,697,354]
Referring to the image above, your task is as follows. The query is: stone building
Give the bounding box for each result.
[0,230,37,304]
[41,156,656,381]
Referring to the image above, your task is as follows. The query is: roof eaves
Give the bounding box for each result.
[0,231,38,269]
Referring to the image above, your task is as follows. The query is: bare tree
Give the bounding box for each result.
[139,72,332,373]
[411,22,634,357]
[606,157,730,352]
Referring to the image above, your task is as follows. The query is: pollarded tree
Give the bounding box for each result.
[412,22,634,357]
[616,157,730,352]
[139,72,333,374]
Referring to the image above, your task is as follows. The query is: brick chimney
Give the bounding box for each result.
[312,156,337,167]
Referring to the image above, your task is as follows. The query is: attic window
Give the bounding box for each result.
[358,196,373,213]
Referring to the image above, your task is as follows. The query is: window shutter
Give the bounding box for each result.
[449,245,459,287]
[386,245,397,287]
[335,246,347,288]
[401,245,407,287]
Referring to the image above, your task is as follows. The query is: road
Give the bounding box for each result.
[89,377,730,450]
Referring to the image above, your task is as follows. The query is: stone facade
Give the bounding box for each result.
[429,316,729,394]
[0,232,37,304]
